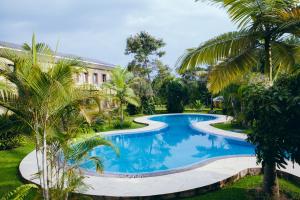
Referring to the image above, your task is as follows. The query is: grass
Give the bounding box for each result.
[0,138,34,197]
[212,122,252,134]
[95,115,146,132]
[186,175,300,200]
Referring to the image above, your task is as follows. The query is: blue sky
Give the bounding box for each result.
[0,0,236,68]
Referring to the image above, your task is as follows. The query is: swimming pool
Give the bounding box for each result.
[80,114,255,176]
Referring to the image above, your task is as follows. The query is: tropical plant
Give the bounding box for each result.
[193,100,205,112]
[0,34,116,200]
[104,67,140,125]
[243,72,300,199]
[0,184,39,200]
[0,113,28,150]
[178,0,300,94]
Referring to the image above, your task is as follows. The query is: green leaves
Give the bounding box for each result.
[0,184,38,200]
[179,0,300,94]
[69,137,119,163]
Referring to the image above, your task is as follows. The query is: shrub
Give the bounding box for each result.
[164,79,187,113]
[140,96,155,115]
[193,100,205,112]
[126,103,140,115]
[0,114,28,150]
[244,73,300,197]
[91,117,106,132]
[112,120,132,129]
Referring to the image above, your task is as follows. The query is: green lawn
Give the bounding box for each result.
[186,175,300,200]
[0,138,34,197]
[212,122,252,134]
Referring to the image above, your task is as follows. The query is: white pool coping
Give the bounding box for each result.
[19,113,300,198]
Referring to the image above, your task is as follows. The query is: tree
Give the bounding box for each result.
[104,67,140,124]
[178,0,300,94]
[164,79,187,113]
[125,31,165,79]
[152,60,174,105]
[243,73,300,199]
[0,35,116,200]
[180,67,211,107]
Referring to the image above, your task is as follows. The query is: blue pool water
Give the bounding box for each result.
[80,114,255,175]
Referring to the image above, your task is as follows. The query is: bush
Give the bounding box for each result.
[126,103,140,115]
[140,96,155,115]
[112,120,132,129]
[0,134,25,150]
[165,79,187,113]
[193,100,205,112]
[0,114,28,150]
[91,117,106,132]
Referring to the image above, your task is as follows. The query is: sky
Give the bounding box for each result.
[0,0,236,68]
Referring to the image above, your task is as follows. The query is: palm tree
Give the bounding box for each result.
[0,35,116,200]
[104,67,140,124]
[178,0,300,94]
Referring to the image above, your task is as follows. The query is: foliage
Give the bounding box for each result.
[152,60,174,104]
[244,72,300,198]
[140,96,155,115]
[0,34,117,200]
[104,66,140,124]
[178,0,300,94]
[193,100,205,112]
[0,113,31,150]
[112,120,132,129]
[164,79,187,113]
[0,184,39,200]
[91,116,106,132]
[126,103,140,115]
[125,31,165,79]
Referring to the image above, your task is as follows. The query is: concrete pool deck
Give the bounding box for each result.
[19,114,300,199]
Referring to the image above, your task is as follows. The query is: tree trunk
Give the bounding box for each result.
[42,129,50,200]
[210,95,214,111]
[120,102,124,127]
[263,162,280,199]
[264,36,273,84]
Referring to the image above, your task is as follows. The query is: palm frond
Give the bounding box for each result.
[177,30,258,74]
[0,184,38,200]
[69,137,119,162]
[208,47,259,94]
[89,156,104,174]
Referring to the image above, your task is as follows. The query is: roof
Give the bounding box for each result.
[0,41,115,70]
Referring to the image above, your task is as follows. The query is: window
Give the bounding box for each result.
[84,72,89,83]
[102,74,107,82]
[93,73,98,85]
[76,73,80,82]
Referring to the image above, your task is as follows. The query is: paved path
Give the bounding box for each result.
[19,114,300,198]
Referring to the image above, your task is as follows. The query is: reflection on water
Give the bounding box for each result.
[80,115,254,174]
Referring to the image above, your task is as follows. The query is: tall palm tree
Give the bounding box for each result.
[178,0,300,94]
[104,67,140,124]
[0,35,116,200]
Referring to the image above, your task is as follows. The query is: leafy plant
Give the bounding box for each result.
[0,34,117,200]
[178,0,300,94]
[164,79,187,113]
[1,184,39,200]
[244,72,300,199]
[112,120,132,129]
[104,66,140,125]
[193,100,205,112]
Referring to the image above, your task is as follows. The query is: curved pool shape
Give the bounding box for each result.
[80,114,255,175]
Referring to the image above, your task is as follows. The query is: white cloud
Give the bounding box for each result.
[0,0,236,68]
